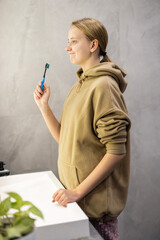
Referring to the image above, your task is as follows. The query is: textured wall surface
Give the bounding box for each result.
[0,0,160,239]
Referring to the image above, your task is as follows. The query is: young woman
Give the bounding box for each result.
[34,18,131,240]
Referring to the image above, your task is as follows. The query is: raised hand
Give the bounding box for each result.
[33,81,50,109]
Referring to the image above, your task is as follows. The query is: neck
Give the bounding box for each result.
[81,57,100,72]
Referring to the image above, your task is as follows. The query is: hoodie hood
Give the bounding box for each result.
[76,62,127,93]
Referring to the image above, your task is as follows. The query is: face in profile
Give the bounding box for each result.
[66,26,93,66]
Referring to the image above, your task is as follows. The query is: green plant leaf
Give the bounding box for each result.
[6,227,21,239]
[10,201,20,210]
[12,211,23,217]
[7,192,22,202]
[7,192,23,209]
[0,233,7,240]
[22,201,33,207]
[11,201,31,211]
[10,198,34,212]
[0,197,11,216]
[13,215,35,227]
[29,205,44,219]
[6,216,35,239]
[0,192,43,239]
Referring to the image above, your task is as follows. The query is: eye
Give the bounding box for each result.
[68,40,78,45]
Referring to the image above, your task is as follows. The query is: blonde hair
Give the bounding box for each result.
[71,17,112,63]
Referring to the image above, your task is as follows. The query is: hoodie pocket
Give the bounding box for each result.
[58,161,80,189]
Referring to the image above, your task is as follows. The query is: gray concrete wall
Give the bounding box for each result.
[0,0,160,239]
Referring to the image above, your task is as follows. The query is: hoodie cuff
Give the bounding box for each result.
[106,142,126,155]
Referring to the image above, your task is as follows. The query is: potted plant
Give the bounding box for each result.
[0,192,43,240]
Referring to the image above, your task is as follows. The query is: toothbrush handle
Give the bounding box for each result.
[41,77,45,90]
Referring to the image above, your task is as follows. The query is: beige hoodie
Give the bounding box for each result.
[58,62,131,220]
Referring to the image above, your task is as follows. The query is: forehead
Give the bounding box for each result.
[68,26,85,40]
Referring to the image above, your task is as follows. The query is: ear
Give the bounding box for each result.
[90,39,99,53]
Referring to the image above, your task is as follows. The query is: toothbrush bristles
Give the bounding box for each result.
[45,63,49,69]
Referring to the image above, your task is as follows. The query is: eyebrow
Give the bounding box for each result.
[68,37,78,41]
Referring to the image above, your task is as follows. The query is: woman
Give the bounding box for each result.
[34,18,131,240]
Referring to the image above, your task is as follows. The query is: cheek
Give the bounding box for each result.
[81,42,91,54]
[77,45,90,56]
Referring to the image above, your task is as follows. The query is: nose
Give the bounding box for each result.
[65,44,72,52]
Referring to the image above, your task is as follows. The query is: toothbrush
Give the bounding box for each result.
[41,63,50,90]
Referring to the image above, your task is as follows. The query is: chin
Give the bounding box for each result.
[70,59,80,65]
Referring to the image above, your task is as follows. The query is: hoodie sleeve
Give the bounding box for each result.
[93,77,131,154]
[96,109,130,154]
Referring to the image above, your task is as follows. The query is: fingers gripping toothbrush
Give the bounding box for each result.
[41,63,50,91]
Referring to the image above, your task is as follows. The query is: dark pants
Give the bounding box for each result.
[89,218,119,240]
